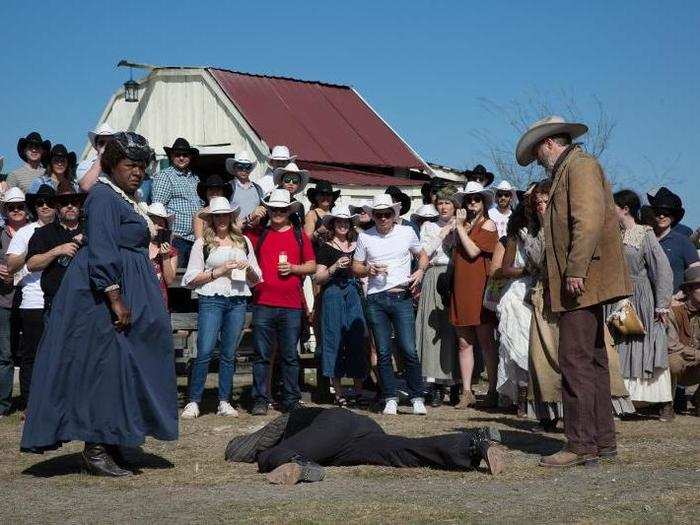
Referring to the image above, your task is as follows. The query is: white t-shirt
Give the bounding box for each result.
[6,222,44,309]
[355,224,422,295]
[253,168,276,196]
[488,207,512,239]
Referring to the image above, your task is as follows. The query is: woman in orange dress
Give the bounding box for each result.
[450,182,499,408]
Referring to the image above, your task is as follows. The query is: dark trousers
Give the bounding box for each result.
[558,305,616,455]
[172,237,194,269]
[19,308,44,409]
[251,305,302,410]
[257,407,476,472]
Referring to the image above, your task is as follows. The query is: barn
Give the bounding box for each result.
[84,65,462,209]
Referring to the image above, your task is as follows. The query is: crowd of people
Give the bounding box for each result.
[0,115,698,480]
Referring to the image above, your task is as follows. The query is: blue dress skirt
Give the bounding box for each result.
[20,182,178,452]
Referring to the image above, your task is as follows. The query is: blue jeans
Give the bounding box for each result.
[365,290,424,401]
[320,280,368,379]
[251,305,302,410]
[188,295,248,403]
[172,236,194,269]
[0,307,13,415]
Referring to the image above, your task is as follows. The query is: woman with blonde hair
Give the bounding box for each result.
[182,197,262,418]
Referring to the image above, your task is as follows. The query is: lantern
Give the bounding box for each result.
[124,78,139,103]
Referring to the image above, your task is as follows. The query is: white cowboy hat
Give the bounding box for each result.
[454,181,494,210]
[225,150,258,175]
[146,202,176,225]
[273,162,309,192]
[493,180,519,207]
[515,115,588,167]
[262,188,303,214]
[2,187,26,204]
[322,204,356,226]
[410,204,439,223]
[268,145,297,162]
[200,196,241,219]
[363,194,402,221]
[88,123,117,148]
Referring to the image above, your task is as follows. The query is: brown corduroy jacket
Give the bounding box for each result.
[544,146,631,312]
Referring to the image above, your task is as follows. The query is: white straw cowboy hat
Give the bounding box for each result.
[262,188,304,214]
[454,181,495,210]
[322,203,356,226]
[515,115,588,167]
[88,123,116,148]
[2,187,26,204]
[268,145,297,162]
[363,194,402,222]
[410,204,439,223]
[199,197,241,219]
[272,162,310,192]
[493,180,519,206]
[146,202,175,226]
[225,150,258,175]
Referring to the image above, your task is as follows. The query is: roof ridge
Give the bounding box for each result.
[207,67,351,89]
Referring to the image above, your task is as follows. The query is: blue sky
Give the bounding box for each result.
[1,1,698,226]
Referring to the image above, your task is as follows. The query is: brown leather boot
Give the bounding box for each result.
[539,450,598,468]
[659,402,675,422]
[455,390,476,409]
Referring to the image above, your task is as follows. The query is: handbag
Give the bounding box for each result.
[607,299,646,336]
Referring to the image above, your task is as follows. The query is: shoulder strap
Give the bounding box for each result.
[252,182,264,200]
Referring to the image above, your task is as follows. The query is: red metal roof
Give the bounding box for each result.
[300,163,424,187]
[208,68,425,171]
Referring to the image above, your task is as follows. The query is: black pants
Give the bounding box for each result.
[257,407,477,473]
[19,308,44,409]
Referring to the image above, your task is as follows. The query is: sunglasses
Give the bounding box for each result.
[33,199,55,209]
[374,211,394,220]
[4,203,26,212]
[463,195,483,204]
[57,198,84,208]
[282,175,301,184]
[496,192,511,198]
[235,163,253,171]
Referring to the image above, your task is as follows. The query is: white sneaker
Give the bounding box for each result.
[217,401,239,417]
[181,402,199,419]
[383,399,398,415]
[412,398,427,415]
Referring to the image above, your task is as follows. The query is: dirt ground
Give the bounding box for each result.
[1,375,698,524]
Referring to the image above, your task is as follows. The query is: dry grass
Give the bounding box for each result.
[1,376,698,524]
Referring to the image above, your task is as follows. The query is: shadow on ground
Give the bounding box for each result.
[22,448,174,478]
[456,421,565,456]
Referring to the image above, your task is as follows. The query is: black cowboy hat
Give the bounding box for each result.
[420,177,450,201]
[17,131,51,163]
[44,144,77,171]
[385,185,411,216]
[26,184,57,214]
[647,187,685,224]
[307,181,340,205]
[163,137,199,159]
[197,174,232,202]
[464,164,494,187]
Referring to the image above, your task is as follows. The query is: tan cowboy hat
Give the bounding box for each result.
[681,266,700,288]
[454,181,494,209]
[199,197,241,219]
[515,115,588,167]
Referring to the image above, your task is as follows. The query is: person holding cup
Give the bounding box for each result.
[353,194,430,416]
[181,197,262,418]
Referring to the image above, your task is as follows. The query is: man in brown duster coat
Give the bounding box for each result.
[516,116,631,468]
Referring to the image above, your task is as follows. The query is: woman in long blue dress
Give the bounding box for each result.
[20,132,178,476]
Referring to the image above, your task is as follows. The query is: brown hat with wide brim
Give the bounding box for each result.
[681,266,700,288]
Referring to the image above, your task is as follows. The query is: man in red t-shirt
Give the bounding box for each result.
[250,189,316,415]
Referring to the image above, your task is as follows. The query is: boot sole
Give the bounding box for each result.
[538,457,599,468]
[484,447,506,475]
[266,463,303,485]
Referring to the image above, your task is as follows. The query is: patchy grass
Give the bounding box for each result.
[1,377,698,524]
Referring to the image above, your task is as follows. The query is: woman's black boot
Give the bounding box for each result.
[81,443,133,477]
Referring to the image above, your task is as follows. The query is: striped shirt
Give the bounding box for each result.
[151,166,203,241]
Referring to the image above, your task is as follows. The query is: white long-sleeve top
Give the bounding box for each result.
[419,220,454,266]
[182,237,262,297]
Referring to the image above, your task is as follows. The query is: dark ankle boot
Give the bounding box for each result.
[81,443,133,477]
[468,427,505,475]
[517,386,528,418]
